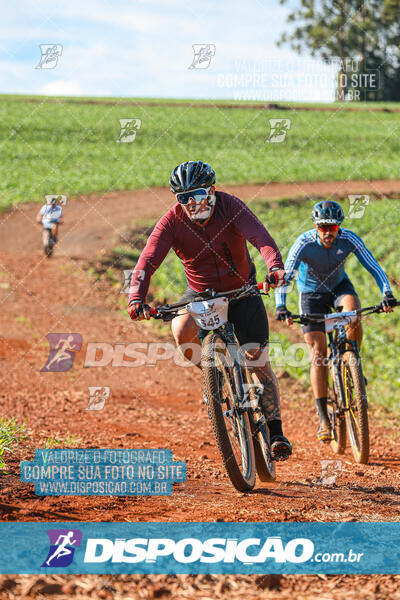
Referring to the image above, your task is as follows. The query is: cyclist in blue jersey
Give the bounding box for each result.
[275,200,397,441]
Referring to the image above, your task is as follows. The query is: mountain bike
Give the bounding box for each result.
[43,221,63,257]
[43,227,56,257]
[149,281,278,492]
[292,302,399,464]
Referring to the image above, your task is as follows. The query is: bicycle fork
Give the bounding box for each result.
[328,332,346,416]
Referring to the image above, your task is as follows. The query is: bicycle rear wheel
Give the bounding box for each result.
[328,362,346,454]
[342,351,369,464]
[245,368,276,482]
[202,333,256,492]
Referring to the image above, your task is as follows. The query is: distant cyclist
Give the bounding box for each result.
[275,200,397,442]
[36,196,63,248]
[128,160,292,460]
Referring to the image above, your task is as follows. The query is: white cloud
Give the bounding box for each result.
[40,80,83,95]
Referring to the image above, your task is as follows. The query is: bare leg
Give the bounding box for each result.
[336,293,362,349]
[51,222,59,243]
[245,346,281,422]
[304,331,328,399]
[171,312,201,368]
[304,331,331,440]
[245,346,291,458]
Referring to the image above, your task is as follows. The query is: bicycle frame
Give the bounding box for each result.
[327,325,360,416]
[153,283,266,415]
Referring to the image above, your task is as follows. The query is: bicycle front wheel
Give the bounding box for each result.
[342,351,369,464]
[202,333,256,492]
[44,230,53,257]
[328,362,346,455]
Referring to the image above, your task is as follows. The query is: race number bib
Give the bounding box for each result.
[186,297,229,330]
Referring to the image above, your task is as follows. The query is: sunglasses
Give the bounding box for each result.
[176,187,210,205]
[316,223,339,232]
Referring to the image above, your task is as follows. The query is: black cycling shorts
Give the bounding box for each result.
[299,277,358,334]
[178,287,269,348]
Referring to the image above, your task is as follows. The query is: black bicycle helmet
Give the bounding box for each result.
[169,160,216,193]
[312,200,344,225]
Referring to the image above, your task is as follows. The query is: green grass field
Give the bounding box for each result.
[113,197,399,412]
[1,94,400,210]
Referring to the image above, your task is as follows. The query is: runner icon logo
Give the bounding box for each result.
[42,529,82,567]
[318,460,342,485]
[348,195,370,219]
[86,386,110,411]
[188,44,216,69]
[116,119,142,143]
[266,119,291,143]
[35,45,63,69]
[41,333,82,372]
[45,194,67,206]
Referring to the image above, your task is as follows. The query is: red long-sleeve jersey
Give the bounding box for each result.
[129,191,283,302]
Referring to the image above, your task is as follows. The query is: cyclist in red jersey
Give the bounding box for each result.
[128,161,292,460]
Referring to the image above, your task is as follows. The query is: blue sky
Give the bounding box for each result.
[0,0,337,101]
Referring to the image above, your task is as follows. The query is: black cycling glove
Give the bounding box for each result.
[381,291,397,310]
[276,305,292,321]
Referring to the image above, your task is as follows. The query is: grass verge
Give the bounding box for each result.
[1,95,400,210]
[0,417,29,471]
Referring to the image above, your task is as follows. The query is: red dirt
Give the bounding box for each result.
[12,96,400,113]
[3,179,400,259]
[0,182,399,597]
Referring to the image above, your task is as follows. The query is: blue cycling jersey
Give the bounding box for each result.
[275,228,391,307]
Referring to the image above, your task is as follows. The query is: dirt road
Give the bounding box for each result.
[0,182,399,598]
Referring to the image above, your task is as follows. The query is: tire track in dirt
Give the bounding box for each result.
[10,96,400,113]
[1,179,400,258]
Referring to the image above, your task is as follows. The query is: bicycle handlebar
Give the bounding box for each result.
[149,281,268,320]
[291,300,400,324]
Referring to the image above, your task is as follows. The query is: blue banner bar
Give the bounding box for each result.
[0,522,399,574]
